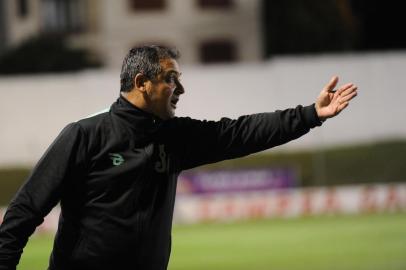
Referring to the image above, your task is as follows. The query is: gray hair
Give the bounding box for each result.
[120,45,179,92]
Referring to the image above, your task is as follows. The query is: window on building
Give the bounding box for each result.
[198,0,233,9]
[17,0,29,18]
[41,0,87,33]
[129,0,166,11]
[200,40,237,63]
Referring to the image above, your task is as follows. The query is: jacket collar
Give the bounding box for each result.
[111,95,163,132]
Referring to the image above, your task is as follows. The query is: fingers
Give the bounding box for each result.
[339,91,357,103]
[339,85,357,97]
[337,101,349,112]
[335,83,354,96]
[324,76,339,92]
[335,85,357,116]
[337,85,358,103]
[339,84,357,97]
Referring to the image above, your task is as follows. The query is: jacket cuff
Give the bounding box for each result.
[302,104,323,128]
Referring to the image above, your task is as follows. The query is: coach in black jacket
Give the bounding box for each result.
[0,45,357,270]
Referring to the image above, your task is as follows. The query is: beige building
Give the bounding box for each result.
[0,0,90,53]
[92,0,263,66]
[0,0,41,51]
[0,0,263,66]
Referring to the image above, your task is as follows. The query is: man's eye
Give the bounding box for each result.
[165,75,176,84]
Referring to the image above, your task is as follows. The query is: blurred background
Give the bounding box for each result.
[0,0,405,269]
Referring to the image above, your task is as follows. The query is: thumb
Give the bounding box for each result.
[323,76,339,93]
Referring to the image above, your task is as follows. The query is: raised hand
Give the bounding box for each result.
[315,76,358,121]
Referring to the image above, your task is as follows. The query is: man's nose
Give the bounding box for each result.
[175,81,185,95]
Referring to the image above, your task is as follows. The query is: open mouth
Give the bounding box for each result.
[170,97,179,109]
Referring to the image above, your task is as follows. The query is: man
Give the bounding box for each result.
[0,45,357,270]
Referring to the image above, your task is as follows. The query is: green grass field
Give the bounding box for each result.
[18,213,406,270]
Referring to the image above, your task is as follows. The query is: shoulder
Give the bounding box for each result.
[161,117,204,133]
[166,116,216,126]
[58,108,112,149]
[76,108,111,132]
[160,117,228,139]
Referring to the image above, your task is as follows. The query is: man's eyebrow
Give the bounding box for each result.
[164,70,181,76]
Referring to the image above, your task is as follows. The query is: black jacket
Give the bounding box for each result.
[0,96,322,270]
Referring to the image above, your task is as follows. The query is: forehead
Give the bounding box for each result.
[159,58,180,74]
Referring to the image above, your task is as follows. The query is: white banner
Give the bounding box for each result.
[173,183,406,223]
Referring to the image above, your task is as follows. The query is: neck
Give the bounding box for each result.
[121,91,152,114]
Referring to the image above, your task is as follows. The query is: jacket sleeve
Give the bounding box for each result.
[173,104,322,171]
[0,123,87,270]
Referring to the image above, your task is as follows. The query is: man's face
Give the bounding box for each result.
[145,58,184,120]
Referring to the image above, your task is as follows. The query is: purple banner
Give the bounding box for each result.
[177,168,297,194]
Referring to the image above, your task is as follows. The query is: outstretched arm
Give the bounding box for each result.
[315,76,358,121]
[168,76,358,171]
[171,106,322,170]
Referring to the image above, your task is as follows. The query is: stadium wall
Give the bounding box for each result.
[0,52,406,166]
[1,183,405,233]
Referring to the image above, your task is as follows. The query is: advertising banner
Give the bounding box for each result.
[2,183,406,232]
[177,168,297,194]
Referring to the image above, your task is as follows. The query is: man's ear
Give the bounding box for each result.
[134,73,147,92]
